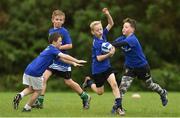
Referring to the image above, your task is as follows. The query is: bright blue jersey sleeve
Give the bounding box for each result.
[24,45,62,77]
[114,35,126,42]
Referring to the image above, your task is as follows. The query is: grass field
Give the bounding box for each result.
[0,92,179,117]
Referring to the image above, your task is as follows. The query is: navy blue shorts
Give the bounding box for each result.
[124,64,151,80]
[47,68,71,79]
[92,68,114,87]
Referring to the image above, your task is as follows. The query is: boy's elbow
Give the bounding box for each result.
[69,44,73,49]
[108,22,114,29]
[97,59,101,62]
[111,22,114,27]
[59,53,67,59]
[97,57,103,62]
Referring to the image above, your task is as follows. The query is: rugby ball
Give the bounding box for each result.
[131,93,141,99]
[101,42,112,53]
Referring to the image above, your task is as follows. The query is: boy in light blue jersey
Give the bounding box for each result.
[112,18,168,108]
[13,33,87,112]
[34,10,90,109]
[82,8,125,116]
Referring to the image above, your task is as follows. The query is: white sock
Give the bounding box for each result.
[20,92,25,98]
[24,104,31,110]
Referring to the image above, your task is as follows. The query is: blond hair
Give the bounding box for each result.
[90,21,101,31]
[52,10,65,19]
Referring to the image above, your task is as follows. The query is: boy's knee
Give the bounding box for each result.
[97,90,104,95]
[34,89,41,94]
[43,76,49,83]
[97,92,103,95]
[64,79,75,86]
[64,80,71,85]
[85,76,91,80]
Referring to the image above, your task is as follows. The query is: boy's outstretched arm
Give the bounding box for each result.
[58,53,87,64]
[60,58,84,67]
[102,8,114,31]
[112,41,129,48]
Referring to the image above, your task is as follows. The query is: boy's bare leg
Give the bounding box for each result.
[107,73,125,116]
[41,70,52,95]
[64,79,91,109]
[33,70,52,108]
[23,90,41,112]
[107,74,120,98]
[64,79,83,94]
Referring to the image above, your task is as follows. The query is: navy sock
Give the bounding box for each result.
[115,98,122,108]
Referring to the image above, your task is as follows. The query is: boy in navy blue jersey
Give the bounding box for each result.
[112,18,168,107]
[82,8,125,116]
[13,33,87,112]
[34,10,90,109]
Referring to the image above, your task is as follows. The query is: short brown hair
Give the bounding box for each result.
[48,32,62,44]
[52,10,65,19]
[123,18,136,30]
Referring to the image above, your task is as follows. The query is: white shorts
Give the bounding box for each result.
[23,73,43,90]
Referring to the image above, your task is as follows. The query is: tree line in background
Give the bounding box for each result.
[0,0,180,91]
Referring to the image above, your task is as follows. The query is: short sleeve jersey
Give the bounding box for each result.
[114,34,148,68]
[24,45,62,77]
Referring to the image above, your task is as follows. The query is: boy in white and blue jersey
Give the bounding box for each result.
[48,24,72,72]
[112,18,168,108]
[82,8,125,116]
[35,10,90,109]
[13,33,87,112]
